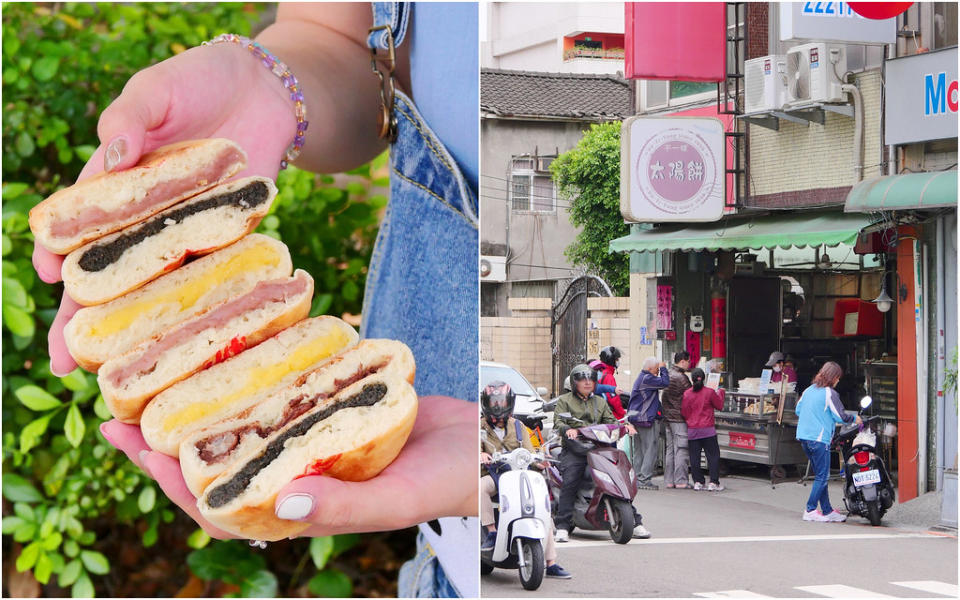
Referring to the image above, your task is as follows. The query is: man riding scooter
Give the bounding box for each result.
[553,364,651,542]
[480,381,572,579]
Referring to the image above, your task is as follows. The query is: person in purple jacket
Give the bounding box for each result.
[628,357,670,490]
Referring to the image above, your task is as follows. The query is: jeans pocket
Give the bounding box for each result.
[398,534,438,598]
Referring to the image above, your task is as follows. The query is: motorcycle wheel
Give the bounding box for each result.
[867,500,883,526]
[606,499,635,545]
[517,539,544,591]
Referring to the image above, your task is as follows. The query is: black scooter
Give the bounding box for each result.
[836,396,896,526]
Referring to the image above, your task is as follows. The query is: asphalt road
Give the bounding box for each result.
[481,470,958,597]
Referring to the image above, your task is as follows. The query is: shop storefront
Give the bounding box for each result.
[611,210,898,479]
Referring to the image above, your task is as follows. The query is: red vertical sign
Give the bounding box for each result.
[711,296,726,359]
[625,2,727,82]
[686,331,701,367]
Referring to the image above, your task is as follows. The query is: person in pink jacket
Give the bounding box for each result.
[681,368,725,491]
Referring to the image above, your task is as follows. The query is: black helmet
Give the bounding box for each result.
[569,363,598,385]
[600,346,621,367]
[481,380,516,424]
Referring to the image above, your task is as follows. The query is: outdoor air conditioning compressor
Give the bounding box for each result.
[786,43,847,105]
[744,55,789,113]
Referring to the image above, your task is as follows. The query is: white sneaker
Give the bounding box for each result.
[632,524,651,539]
[824,510,847,522]
[803,509,829,522]
[555,528,569,542]
[693,482,703,491]
[707,482,725,492]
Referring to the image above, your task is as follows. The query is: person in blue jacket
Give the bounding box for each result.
[628,357,670,490]
[795,361,861,523]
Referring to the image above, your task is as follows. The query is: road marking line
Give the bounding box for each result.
[693,591,773,598]
[796,584,893,597]
[556,532,937,548]
[890,581,959,597]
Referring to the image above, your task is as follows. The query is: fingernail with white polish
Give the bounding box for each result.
[276,494,315,521]
[104,137,127,172]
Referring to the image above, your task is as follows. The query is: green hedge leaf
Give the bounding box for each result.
[35,551,54,584]
[15,131,35,158]
[58,559,82,587]
[74,145,96,162]
[80,549,109,575]
[186,528,210,550]
[309,536,334,570]
[31,56,60,81]
[331,533,360,556]
[3,277,28,307]
[308,568,353,598]
[3,304,35,338]
[64,403,85,447]
[2,516,24,534]
[240,569,278,598]
[61,369,89,392]
[3,473,44,502]
[137,486,156,513]
[2,182,29,200]
[16,541,41,572]
[93,394,112,420]
[72,573,95,599]
[15,385,61,411]
[42,531,63,551]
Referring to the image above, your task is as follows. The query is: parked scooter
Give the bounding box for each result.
[543,416,638,544]
[480,447,551,591]
[836,396,896,526]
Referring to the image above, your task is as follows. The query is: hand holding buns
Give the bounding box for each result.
[31,139,421,541]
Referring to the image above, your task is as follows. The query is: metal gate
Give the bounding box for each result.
[552,275,613,394]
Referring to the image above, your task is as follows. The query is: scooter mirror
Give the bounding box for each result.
[860,395,873,410]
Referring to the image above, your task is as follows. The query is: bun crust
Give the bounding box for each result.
[98,270,313,424]
[141,316,361,457]
[62,177,276,306]
[64,234,292,372]
[177,339,415,495]
[30,139,246,254]
[194,374,418,541]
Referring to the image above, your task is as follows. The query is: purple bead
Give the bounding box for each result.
[280,160,288,169]
[297,122,307,133]
[302,121,309,131]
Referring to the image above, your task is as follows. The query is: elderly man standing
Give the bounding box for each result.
[628,357,671,490]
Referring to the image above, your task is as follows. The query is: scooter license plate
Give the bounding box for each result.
[852,469,881,487]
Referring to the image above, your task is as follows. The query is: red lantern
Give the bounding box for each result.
[847,2,912,19]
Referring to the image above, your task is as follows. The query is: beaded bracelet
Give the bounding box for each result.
[202,33,308,169]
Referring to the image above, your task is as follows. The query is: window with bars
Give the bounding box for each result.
[510,156,556,212]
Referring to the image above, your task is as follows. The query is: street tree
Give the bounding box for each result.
[551,121,630,296]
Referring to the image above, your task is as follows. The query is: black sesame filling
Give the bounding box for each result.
[205,383,389,509]
[77,181,269,272]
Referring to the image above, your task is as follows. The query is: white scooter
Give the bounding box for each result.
[480,447,551,591]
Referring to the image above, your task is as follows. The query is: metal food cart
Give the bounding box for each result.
[713,389,807,481]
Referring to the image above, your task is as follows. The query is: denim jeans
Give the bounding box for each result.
[398,533,460,598]
[801,439,833,513]
[367,4,479,598]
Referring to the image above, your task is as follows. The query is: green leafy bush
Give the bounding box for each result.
[2,3,395,597]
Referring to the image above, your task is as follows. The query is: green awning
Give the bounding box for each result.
[609,210,871,254]
[844,172,958,213]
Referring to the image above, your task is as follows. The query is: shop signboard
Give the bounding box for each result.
[621,117,725,222]
[729,432,757,450]
[780,2,896,44]
[885,48,958,146]
[625,2,725,82]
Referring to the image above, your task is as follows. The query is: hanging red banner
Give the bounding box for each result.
[711,296,726,359]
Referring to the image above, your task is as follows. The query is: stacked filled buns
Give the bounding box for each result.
[30,139,418,541]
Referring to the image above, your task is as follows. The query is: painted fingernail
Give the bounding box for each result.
[49,361,71,378]
[138,450,153,478]
[276,493,314,521]
[99,422,118,446]
[104,136,127,172]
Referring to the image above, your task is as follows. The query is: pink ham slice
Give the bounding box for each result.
[106,272,310,388]
[49,146,245,239]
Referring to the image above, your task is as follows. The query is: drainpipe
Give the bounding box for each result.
[841,82,864,183]
[936,218,946,490]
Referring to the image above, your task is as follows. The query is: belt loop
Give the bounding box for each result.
[368,24,398,143]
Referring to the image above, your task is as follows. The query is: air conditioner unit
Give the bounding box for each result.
[786,43,847,105]
[744,55,788,113]
[480,255,506,282]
